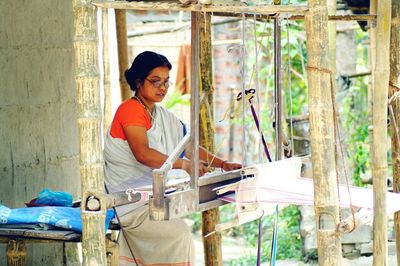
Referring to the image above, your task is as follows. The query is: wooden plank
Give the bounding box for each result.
[198,199,228,212]
[92,1,308,16]
[0,228,81,242]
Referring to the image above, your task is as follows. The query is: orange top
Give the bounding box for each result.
[110,99,151,140]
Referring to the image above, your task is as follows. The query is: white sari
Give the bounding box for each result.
[104,104,194,266]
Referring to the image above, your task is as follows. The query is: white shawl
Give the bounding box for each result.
[104,105,185,214]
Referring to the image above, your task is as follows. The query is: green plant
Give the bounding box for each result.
[340,30,370,186]
[164,88,190,110]
[226,205,302,264]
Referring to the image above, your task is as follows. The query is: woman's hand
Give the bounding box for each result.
[182,159,209,177]
[221,161,242,172]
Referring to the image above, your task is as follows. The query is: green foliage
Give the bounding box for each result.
[226,205,302,264]
[281,20,308,116]
[340,30,370,186]
[164,88,190,109]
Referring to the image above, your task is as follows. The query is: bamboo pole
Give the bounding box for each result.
[368,0,377,132]
[72,2,107,265]
[372,1,392,265]
[305,0,342,265]
[103,8,113,134]
[92,1,308,15]
[115,3,131,101]
[389,1,400,264]
[199,12,222,266]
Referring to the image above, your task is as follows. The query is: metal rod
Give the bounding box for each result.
[159,134,191,172]
[241,14,247,167]
[190,11,200,190]
[274,17,283,160]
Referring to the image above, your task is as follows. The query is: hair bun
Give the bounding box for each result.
[125,51,172,92]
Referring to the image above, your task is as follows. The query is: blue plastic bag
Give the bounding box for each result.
[34,188,73,207]
[0,205,114,233]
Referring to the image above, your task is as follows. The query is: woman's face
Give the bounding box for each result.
[138,66,170,105]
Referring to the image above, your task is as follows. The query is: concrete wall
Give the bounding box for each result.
[0,1,80,264]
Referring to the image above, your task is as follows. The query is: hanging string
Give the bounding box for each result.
[253,14,263,164]
[205,17,273,169]
[286,18,295,156]
[389,82,400,146]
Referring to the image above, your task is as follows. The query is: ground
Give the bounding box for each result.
[193,234,398,265]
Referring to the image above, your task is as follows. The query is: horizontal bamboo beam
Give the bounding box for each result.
[203,12,376,21]
[92,1,375,21]
[290,14,376,21]
[92,1,308,15]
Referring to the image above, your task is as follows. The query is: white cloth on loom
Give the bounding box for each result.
[104,104,194,266]
[220,157,400,228]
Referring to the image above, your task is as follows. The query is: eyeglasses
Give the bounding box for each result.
[145,78,172,89]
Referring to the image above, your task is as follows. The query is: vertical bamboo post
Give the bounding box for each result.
[103,8,113,134]
[72,1,107,265]
[390,3,400,264]
[115,5,131,101]
[199,12,222,266]
[372,1,391,265]
[305,0,342,265]
[390,1,400,264]
[368,0,377,124]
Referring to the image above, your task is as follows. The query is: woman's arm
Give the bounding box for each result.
[124,125,184,169]
[185,145,242,171]
[124,125,209,175]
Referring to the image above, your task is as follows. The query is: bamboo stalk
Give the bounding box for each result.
[389,1,400,265]
[372,0,391,265]
[92,1,308,15]
[72,1,107,265]
[368,0,377,131]
[102,8,113,134]
[199,12,222,266]
[305,0,342,265]
[115,3,131,101]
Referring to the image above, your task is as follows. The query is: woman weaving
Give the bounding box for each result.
[104,51,241,265]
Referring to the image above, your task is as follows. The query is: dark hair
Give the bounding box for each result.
[125,51,172,92]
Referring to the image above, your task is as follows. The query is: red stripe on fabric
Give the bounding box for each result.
[120,256,191,266]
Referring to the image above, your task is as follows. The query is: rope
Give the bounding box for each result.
[254,14,263,164]
[306,65,357,232]
[388,82,400,154]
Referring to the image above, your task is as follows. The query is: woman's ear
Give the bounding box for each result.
[135,79,142,89]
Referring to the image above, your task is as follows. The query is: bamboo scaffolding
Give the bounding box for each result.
[389,1,399,265]
[305,0,342,265]
[198,12,222,266]
[72,1,107,265]
[372,0,391,265]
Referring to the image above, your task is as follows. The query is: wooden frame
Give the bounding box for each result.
[80,0,391,265]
